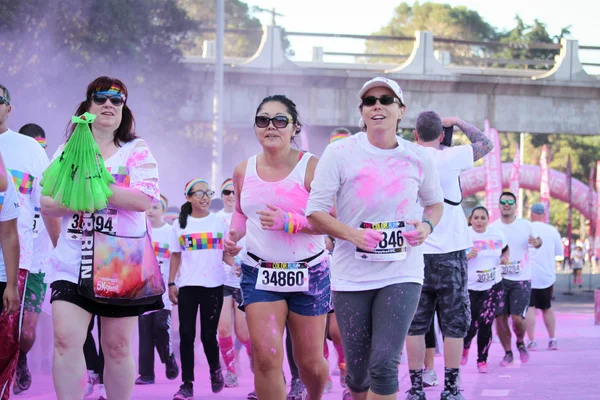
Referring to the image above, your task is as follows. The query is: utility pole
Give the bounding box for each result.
[252,6,284,26]
[211,0,224,190]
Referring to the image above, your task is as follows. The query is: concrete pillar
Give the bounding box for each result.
[387,31,453,75]
[312,47,324,62]
[242,25,299,71]
[533,38,595,81]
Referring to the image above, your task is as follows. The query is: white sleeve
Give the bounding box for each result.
[453,145,474,172]
[306,145,340,216]
[417,149,444,207]
[0,172,20,222]
[169,221,182,253]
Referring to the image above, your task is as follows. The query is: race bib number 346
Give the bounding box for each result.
[355,220,407,262]
[67,209,118,241]
[255,262,309,293]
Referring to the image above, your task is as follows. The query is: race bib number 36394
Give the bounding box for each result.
[355,220,407,262]
[66,209,118,241]
[255,262,309,293]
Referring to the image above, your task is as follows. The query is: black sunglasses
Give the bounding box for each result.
[222,189,234,196]
[361,95,400,107]
[91,93,126,107]
[0,96,9,106]
[255,115,292,129]
[499,199,516,206]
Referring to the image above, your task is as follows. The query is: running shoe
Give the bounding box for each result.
[499,352,514,367]
[97,384,107,400]
[477,362,489,374]
[210,367,225,393]
[405,388,427,400]
[225,370,239,388]
[343,388,352,400]
[423,368,439,387]
[324,375,333,393]
[548,339,558,350]
[460,349,469,366]
[287,377,305,400]
[517,342,530,363]
[135,375,155,385]
[526,341,537,351]
[440,388,466,400]
[339,362,347,388]
[84,371,100,397]
[173,382,193,400]
[247,390,258,400]
[166,353,179,380]
[13,356,32,393]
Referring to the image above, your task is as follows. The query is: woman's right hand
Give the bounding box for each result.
[350,228,383,252]
[169,286,178,305]
[225,229,242,256]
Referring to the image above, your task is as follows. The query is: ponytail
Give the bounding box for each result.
[179,201,192,229]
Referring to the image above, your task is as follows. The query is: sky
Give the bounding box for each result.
[245,0,599,73]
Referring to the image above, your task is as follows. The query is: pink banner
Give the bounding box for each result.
[509,143,520,196]
[540,145,550,223]
[483,120,502,222]
[596,161,600,259]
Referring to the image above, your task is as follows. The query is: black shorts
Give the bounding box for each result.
[408,250,471,339]
[496,279,531,318]
[50,280,164,318]
[529,285,553,310]
[223,285,242,306]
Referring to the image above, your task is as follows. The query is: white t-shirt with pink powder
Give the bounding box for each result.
[306,132,443,290]
[490,218,533,282]
[50,139,160,284]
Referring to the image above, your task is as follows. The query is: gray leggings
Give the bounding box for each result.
[333,283,421,395]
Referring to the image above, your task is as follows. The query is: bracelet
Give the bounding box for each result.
[283,212,301,234]
[168,282,176,288]
[422,219,434,234]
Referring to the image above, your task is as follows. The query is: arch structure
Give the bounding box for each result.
[460,163,597,220]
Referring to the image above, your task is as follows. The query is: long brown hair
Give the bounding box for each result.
[66,76,136,146]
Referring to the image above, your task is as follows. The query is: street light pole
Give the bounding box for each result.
[211,0,225,191]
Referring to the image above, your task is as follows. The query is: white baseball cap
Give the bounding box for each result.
[358,77,405,105]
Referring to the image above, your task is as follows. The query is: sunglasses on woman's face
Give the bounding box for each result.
[222,189,234,196]
[91,93,126,107]
[499,199,515,206]
[255,115,292,129]
[361,95,400,107]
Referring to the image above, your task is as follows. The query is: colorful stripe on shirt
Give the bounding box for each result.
[153,242,171,259]
[106,166,130,187]
[8,169,34,195]
[471,239,503,251]
[179,232,224,250]
[0,194,4,212]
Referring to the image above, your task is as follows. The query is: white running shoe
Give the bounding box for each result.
[97,384,107,400]
[84,371,99,397]
[423,368,438,387]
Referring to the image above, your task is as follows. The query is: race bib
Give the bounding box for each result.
[476,268,496,283]
[255,262,309,293]
[66,209,118,241]
[501,262,521,275]
[32,212,41,238]
[355,220,407,262]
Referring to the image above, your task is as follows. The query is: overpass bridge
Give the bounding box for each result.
[181,26,600,137]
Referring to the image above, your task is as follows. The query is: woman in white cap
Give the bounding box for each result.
[306,77,444,400]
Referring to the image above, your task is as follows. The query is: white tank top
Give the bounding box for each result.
[241,152,325,264]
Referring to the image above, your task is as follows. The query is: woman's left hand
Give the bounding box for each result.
[403,220,432,247]
[256,204,285,231]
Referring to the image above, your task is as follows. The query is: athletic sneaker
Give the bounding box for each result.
[343,388,352,400]
[527,341,537,351]
[477,362,489,374]
[440,388,466,400]
[548,339,558,350]
[499,352,514,367]
[85,371,100,397]
[210,367,225,393]
[287,377,305,400]
[405,388,427,400]
[460,349,469,366]
[517,342,530,363]
[173,382,193,400]
[97,384,107,400]
[339,362,347,388]
[225,370,239,388]
[423,368,439,387]
[247,390,258,400]
[324,375,333,393]
[135,375,155,385]
[166,353,179,380]
[301,389,309,400]
[13,356,32,393]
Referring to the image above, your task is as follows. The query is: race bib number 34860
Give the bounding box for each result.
[355,220,407,262]
[255,263,309,293]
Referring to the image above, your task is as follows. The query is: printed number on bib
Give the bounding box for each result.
[32,213,41,238]
[501,262,521,276]
[67,209,118,241]
[355,220,407,261]
[476,268,496,283]
[255,262,309,293]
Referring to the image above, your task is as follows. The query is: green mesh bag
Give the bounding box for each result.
[41,112,115,212]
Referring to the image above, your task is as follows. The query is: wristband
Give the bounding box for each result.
[283,212,304,234]
[422,219,434,234]
[168,282,176,288]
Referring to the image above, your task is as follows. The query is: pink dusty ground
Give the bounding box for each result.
[12,309,600,399]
